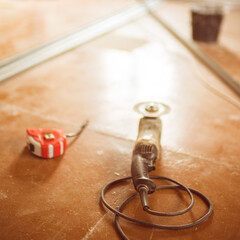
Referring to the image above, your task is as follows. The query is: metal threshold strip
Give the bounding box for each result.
[0,0,239,98]
[141,1,240,97]
[0,0,161,83]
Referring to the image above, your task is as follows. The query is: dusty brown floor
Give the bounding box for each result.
[0,1,240,240]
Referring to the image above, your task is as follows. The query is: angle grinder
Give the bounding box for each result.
[101,102,213,239]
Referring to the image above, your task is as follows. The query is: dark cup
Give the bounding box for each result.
[191,4,224,42]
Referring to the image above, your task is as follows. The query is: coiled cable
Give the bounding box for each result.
[101,175,213,240]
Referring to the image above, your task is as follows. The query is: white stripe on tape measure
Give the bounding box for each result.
[28,136,42,157]
[48,144,54,158]
[60,141,64,155]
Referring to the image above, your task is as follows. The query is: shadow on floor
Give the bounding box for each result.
[9,147,63,183]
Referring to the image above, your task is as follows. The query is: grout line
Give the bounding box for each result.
[81,181,133,240]
[1,103,238,171]
[81,214,107,240]
[0,102,134,142]
[0,102,77,126]
[149,228,155,240]
[94,129,135,143]
[165,146,240,171]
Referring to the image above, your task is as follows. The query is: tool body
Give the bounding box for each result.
[131,116,162,210]
[132,117,161,189]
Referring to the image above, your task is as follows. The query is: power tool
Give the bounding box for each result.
[101,102,212,239]
[131,102,166,208]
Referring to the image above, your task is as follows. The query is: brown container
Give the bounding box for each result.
[191,4,225,42]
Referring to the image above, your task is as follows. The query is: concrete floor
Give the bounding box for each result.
[0,1,239,240]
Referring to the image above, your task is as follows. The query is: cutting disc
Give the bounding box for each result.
[134,102,170,118]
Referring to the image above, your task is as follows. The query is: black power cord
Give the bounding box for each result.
[101,175,213,240]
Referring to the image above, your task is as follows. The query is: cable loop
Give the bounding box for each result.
[100,175,213,240]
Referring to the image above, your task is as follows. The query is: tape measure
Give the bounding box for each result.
[26,121,89,159]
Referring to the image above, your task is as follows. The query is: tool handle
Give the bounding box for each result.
[131,117,162,194]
